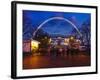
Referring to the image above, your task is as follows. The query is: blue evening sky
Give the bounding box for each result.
[23,10,90,36]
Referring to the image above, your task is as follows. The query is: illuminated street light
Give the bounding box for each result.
[70,36,74,40]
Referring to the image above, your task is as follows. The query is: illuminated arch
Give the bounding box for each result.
[33,17,82,38]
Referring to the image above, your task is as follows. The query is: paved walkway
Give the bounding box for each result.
[23,52,90,69]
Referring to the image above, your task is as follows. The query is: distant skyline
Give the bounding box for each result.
[23,10,91,39]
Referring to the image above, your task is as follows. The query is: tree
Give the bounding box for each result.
[34,29,50,48]
[23,14,37,40]
[80,19,91,47]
